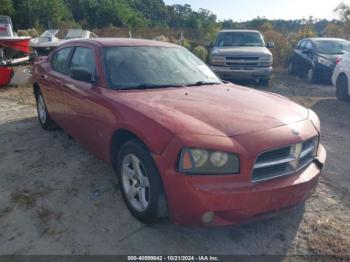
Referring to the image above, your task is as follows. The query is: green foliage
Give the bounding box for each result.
[2,0,349,68]
[17,28,39,37]
[193,46,208,62]
[323,23,344,38]
[0,0,14,16]
[263,30,289,68]
[175,37,191,49]
[335,3,350,38]
[128,0,168,27]
[11,0,72,29]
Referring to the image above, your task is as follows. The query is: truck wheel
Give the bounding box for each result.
[336,74,350,102]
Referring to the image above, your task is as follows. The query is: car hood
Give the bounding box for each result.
[211,46,272,57]
[113,84,309,137]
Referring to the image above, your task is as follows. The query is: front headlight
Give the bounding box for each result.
[178,147,239,174]
[259,57,273,67]
[309,109,320,132]
[210,56,225,66]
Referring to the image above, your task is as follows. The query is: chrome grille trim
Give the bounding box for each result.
[253,156,295,169]
[252,137,318,183]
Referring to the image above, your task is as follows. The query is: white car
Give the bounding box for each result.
[332,53,350,102]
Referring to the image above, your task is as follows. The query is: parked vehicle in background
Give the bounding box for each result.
[332,53,350,102]
[32,38,326,226]
[30,29,60,57]
[31,29,98,58]
[288,38,350,83]
[208,30,274,86]
[0,15,31,87]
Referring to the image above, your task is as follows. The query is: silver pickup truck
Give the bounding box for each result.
[209,30,274,86]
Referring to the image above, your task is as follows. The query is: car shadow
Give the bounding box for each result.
[150,204,305,255]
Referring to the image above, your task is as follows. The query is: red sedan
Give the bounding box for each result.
[32,38,326,226]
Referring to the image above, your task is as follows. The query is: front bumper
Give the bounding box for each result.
[211,65,272,80]
[314,63,334,82]
[154,120,326,226]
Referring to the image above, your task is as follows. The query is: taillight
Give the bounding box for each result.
[336,57,342,64]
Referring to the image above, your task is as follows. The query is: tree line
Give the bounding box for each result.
[0,0,217,31]
[2,0,350,67]
[1,0,349,37]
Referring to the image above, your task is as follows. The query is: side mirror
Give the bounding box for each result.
[205,42,213,48]
[70,67,94,83]
[302,49,312,56]
[267,41,275,48]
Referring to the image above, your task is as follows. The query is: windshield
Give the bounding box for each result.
[315,40,350,54]
[215,32,265,47]
[103,47,221,90]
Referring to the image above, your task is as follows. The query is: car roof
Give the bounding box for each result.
[60,38,180,48]
[219,30,261,33]
[305,38,349,42]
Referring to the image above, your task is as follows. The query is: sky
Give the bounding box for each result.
[164,0,350,21]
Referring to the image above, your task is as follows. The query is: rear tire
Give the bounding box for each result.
[35,90,58,130]
[116,140,167,223]
[336,74,350,102]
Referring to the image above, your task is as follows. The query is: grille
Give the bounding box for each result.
[225,56,260,68]
[226,56,259,60]
[252,137,318,183]
[226,62,259,66]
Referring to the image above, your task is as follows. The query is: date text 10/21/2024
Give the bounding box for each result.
[127,256,220,261]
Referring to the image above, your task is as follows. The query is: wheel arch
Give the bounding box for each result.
[33,82,40,98]
[110,128,169,218]
[337,72,348,83]
[110,128,150,169]
[337,72,350,96]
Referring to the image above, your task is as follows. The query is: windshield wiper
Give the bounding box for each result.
[186,81,220,87]
[118,83,185,90]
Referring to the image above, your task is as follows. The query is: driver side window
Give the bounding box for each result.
[51,47,73,75]
[299,40,306,50]
[70,47,96,80]
[306,41,313,50]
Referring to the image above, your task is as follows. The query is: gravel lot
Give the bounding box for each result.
[0,71,349,257]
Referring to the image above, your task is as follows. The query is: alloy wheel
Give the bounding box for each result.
[37,95,47,124]
[121,154,150,212]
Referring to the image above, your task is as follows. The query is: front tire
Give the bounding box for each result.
[336,74,350,102]
[288,61,295,74]
[306,68,315,83]
[116,140,167,223]
[35,90,58,130]
[259,79,269,87]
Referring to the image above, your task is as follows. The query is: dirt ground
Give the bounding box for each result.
[0,71,349,258]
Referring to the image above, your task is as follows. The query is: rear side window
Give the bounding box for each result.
[51,47,72,74]
[70,47,96,76]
